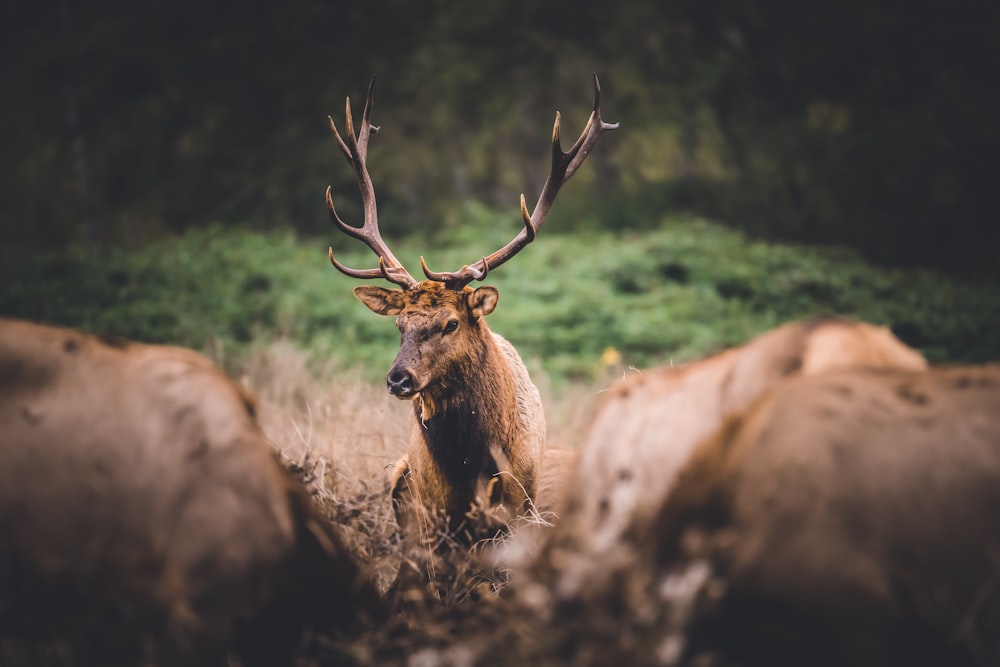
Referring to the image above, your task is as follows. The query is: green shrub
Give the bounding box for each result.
[2,214,997,387]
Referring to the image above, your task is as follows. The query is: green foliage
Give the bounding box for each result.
[2,215,997,387]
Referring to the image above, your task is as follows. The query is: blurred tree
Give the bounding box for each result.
[1,0,996,275]
[652,0,1000,272]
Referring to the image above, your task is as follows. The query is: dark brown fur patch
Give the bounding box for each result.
[237,386,258,419]
[597,497,610,520]
[897,382,930,406]
[406,282,455,309]
[96,333,130,349]
[829,383,854,398]
[953,373,995,390]
[20,406,42,424]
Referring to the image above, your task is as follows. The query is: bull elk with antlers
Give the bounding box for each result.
[326,76,616,540]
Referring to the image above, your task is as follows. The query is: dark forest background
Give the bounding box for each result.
[2,0,998,274]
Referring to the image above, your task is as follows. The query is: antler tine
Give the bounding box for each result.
[355,77,379,160]
[421,73,617,290]
[327,77,418,290]
[563,73,619,179]
[420,255,489,284]
[328,247,410,283]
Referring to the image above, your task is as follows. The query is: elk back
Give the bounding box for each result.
[0,319,379,665]
[563,317,926,560]
[655,364,1000,667]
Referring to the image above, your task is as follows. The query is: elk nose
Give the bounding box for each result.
[387,368,415,397]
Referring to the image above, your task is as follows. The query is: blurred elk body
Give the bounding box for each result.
[0,319,379,665]
[655,363,1000,667]
[326,76,616,537]
[537,318,926,594]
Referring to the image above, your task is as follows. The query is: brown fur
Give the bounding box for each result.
[0,319,381,665]
[353,282,545,540]
[560,318,926,560]
[535,446,578,516]
[654,364,1000,667]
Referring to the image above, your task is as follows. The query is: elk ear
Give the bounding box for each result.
[354,286,406,316]
[467,286,499,318]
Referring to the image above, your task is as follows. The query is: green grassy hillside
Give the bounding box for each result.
[2,210,997,386]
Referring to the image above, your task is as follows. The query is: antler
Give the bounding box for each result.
[421,73,618,290]
[327,77,418,290]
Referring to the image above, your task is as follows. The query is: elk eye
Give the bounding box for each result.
[443,319,459,334]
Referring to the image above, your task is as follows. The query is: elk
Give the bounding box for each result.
[0,319,382,666]
[325,76,616,539]
[527,318,926,599]
[535,444,578,516]
[653,363,1000,667]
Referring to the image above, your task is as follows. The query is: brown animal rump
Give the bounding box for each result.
[0,319,380,665]
[655,364,1000,667]
[561,318,927,560]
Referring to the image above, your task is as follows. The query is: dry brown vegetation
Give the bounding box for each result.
[241,342,409,596]
[238,342,629,666]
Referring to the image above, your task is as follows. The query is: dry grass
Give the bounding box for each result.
[235,342,678,667]
[239,342,602,595]
[242,341,606,489]
[242,340,409,487]
[237,342,404,597]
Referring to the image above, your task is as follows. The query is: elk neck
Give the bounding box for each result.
[412,330,519,492]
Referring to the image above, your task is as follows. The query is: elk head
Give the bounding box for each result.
[326,75,617,399]
[351,281,499,399]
